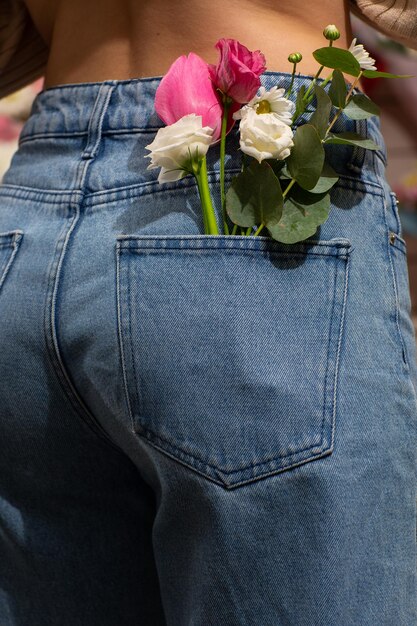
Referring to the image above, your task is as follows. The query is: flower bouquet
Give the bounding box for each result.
[145,25,408,244]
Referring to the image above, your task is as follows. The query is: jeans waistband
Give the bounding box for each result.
[18,72,386,157]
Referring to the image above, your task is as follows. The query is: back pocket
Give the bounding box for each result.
[0,231,23,293]
[116,234,352,489]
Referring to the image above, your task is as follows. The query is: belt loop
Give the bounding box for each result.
[81,82,116,160]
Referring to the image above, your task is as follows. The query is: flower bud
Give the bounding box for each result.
[323,25,340,41]
[288,52,303,64]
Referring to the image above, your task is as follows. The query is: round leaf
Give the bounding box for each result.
[361,70,413,79]
[328,69,347,109]
[309,84,332,138]
[344,94,380,119]
[324,132,381,150]
[313,47,361,76]
[287,124,325,190]
[267,189,331,244]
[226,161,283,227]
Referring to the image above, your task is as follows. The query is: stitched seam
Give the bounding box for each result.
[0,232,24,291]
[126,250,350,475]
[124,247,350,258]
[126,252,142,430]
[382,198,410,371]
[320,254,340,454]
[137,435,333,488]
[42,206,120,448]
[0,175,385,206]
[116,245,135,431]
[331,251,350,450]
[135,421,329,474]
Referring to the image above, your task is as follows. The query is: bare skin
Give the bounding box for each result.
[22,0,357,90]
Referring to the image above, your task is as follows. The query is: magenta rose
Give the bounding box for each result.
[208,38,267,104]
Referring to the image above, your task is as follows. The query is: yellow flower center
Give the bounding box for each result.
[256,100,271,114]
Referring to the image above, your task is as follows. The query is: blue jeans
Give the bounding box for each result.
[0,72,416,625]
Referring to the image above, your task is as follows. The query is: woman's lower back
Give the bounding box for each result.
[23,0,352,88]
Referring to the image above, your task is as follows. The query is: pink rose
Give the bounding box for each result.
[155,52,235,142]
[208,39,267,104]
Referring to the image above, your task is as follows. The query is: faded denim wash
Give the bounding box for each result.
[0,72,416,625]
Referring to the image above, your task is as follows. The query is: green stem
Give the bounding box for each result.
[231,223,238,235]
[220,95,232,235]
[253,223,266,236]
[286,63,297,98]
[325,71,363,138]
[303,65,324,102]
[283,178,296,197]
[304,39,335,104]
[194,156,219,235]
[318,71,333,92]
[345,71,363,102]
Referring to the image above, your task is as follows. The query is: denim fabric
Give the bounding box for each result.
[0,72,416,625]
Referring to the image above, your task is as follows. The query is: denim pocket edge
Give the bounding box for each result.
[116,234,353,489]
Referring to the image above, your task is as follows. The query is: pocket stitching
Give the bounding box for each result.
[389,191,402,238]
[117,236,352,487]
[116,240,136,432]
[384,224,410,371]
[130,246,351,477]
[0,230,24,291]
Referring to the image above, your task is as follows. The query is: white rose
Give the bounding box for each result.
[145,114,214,183]
[233,86,295,125]
[238,108,294,163]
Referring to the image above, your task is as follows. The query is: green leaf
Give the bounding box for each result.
[361,70,414,79]
[344,93,380,120]
[307,162,339,193]
[264,158,286,177]
[293,84,307,121]
[313,47,361,76]
[267,188,331,244]
[328,69,347,108]
[287,124,325,190]
[324,131,381,150]
[225,160,283,228]
[309,84,332,138]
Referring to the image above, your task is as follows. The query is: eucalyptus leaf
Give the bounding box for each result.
[313,47,361,76]
[344,93,380,119]
[225,160,283,228]
[264,159,287,177]
[324,132,381,150]
[328,69,347,108]
[267,188,330,244]
[361,70,413,79]
[309,84,332,138]
[287,124,325,190]
[307,162,339,193]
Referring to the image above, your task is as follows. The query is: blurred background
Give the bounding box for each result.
[0,16,416,335]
